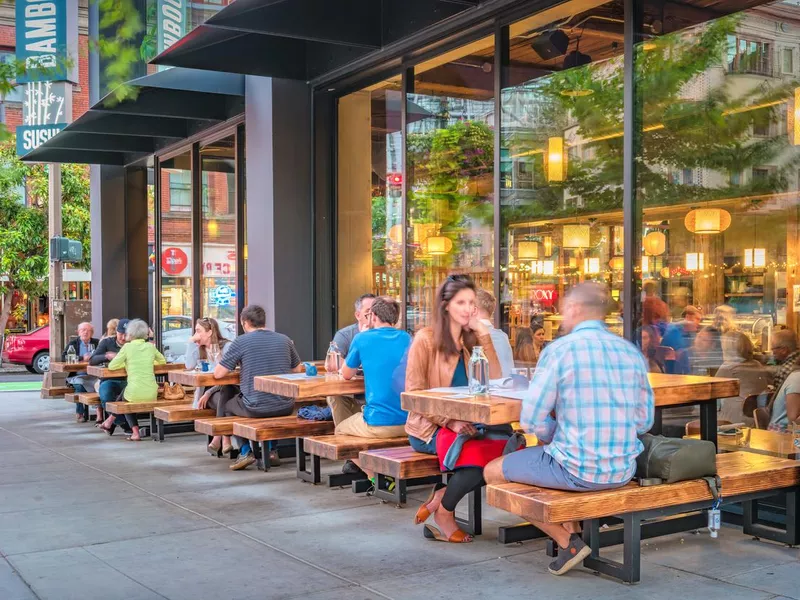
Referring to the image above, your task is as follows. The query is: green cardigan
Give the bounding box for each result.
[108,339,167,402]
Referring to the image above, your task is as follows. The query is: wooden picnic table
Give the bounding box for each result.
[689,427,800,460]
[254,373,364,399]
[87,363,186,379]
[168,370,241,387]
[400,373,739,448]
[50,361,90,373]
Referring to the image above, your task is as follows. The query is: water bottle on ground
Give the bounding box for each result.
[469,346,489,396]
[66,345,77,364]
[325,341,342,374]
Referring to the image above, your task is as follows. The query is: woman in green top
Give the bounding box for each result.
[99,319,166,441]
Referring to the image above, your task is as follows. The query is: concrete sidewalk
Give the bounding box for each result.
[0,392,798,600]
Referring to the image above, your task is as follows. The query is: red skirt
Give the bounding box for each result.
[435,427,506,471]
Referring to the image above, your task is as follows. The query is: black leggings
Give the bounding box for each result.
[441,467,484,512]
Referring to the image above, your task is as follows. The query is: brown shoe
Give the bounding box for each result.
[229,453,256,471]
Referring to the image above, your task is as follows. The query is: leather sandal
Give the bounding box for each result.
[208,441,221,456]
[221,444,233,456]
[423,524,472,543]
[415,483,445,525]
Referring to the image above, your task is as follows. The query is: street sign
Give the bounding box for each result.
[211,285,234,307]
[16,80,72,156]
[15,0,79,84]
[158,0,188,55]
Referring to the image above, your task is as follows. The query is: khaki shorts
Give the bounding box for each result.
[335,411,407,439]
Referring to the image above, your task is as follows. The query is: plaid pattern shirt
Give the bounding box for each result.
[521,320,655,485]
[772,350,800,397]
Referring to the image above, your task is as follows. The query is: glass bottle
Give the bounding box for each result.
[468,346,489,395]
[66,345,77,364]
[325,341,342,374]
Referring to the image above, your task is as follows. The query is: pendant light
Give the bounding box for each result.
[546,137,565,182]
[609,256,624,271]
[562,224,590,248]
[685,208,731,234]
[423,235,452,256]
[517,241,539,260]
[643,231,666,256]
[744,200,766,269]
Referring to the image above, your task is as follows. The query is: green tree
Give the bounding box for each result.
[0,139,91,334]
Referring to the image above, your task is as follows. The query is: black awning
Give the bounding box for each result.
[22,67,245,164]
[151,0,480,81]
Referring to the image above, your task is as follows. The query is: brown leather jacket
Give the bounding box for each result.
[404,327,501,443]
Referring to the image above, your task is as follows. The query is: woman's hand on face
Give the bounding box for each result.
[467,309,488,336]
[197,393,211,409]
[450,420,477,436]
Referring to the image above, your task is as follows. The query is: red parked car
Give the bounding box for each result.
[1,325,50,374]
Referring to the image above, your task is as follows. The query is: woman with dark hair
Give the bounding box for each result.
[636,324,664,373]
[514,325,545,367]
[405,274,504,543]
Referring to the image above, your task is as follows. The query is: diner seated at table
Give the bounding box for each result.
[661,305,702,375]
[98,319,166,441]
[474,289,513,377]
[405,274,503,544]
[484,283,655,576]
[770,330,800,396]
[336,297,411,478]
[716,331,770,427]
[211,304,304,470]
[513,325,545,368]
[636,324,665,374]
[332,293,375,358]
[63,322,100,422]
[102,318,119,340]
[90,318,131,435]
[768,369,800,432]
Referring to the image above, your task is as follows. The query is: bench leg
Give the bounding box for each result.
[82,404,89,421]
[155,418,165,443]
[261,442,270,472]
[295,439,322,484]
[744,490,800,546]
[376,474,406,505]
[457,488,482,537]
[583,514,641,584]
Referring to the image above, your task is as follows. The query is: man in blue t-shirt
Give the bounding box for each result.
[336,296,410,443]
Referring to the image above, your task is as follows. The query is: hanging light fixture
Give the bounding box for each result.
[583,257,600,274]
[744,200,766,269]
[609,256,624,271]
[685,208,731,234]
[517,241,539,260]
[423,235,453,256]
[546,137,565,182]
[643,231,666,255]
[562,224,590,248]
[660,267,671,279]
[685,252,705,271]
[543,236,553,256]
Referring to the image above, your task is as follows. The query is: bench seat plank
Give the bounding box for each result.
[233,417,334,441]
[358,446,441,479]
[487,452,800,524]
[64,393,79,403]
[303,435,408,460]
[41,386,73,398]
[77,393,101,406]
[153,404,214,423]
[106,399,187,415]
[194,417,263,436]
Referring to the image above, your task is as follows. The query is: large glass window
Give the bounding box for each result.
[336,80,403,328]
[159,151,193,362]
[200,135,238,341]
[500,4,625,361]
[406,38,496,332]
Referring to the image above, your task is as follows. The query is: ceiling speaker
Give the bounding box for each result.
[530,29,569,60]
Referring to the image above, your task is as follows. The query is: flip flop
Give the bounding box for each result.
[423,524,472,543]
[125,436,142,442]
[415,483,445,525]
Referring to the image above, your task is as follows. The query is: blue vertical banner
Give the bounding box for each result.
[158,0,188,55]
[15,0,78,84]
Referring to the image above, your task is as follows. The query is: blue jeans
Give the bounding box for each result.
[408,429,438,455]
[99,380,127,426]
[73,384,87,415]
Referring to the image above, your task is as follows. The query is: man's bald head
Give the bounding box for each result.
[561,282,610,333]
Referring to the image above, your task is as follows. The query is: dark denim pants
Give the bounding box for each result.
[99,379,127,426]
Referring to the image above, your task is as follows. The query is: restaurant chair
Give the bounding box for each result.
[753,408,771,430]
[743,391,772,419]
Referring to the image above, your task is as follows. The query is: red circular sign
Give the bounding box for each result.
[161,247,188,276]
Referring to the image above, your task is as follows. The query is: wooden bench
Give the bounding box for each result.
[359,446,481,535]
[41,385,73,399]
[298,435,408,487]
[487,452,800,583]
[77,392,100,406]
[151,404,215,442]
[64,393,79,403]
[105,399,188,438]
[233,417,335,472]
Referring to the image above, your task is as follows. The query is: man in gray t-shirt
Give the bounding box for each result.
[332,293,375,358]
[213,304,302,471]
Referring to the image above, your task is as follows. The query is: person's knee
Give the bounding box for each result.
[483,456,508,485]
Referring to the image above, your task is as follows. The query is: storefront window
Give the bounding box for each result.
[160,151,193,361]
[634,0,800,376]
[337,80,403,328]
[200,135,238,341]
[407,38,495,332]
[500,4,625,361]
[147,167,156,330]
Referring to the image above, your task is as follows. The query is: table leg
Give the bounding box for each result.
[699,400,717,449]
[650,407,663,435]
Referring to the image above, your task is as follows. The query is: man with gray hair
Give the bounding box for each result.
[332,293,376,359]
[770,329,800,394]
[62,322,99,422]
[484,282,654,576]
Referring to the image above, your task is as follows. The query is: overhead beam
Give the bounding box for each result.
[68,114,189,138]
[95,89,230,121]
[21,148,136,165]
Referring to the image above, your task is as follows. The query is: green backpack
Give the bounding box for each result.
[636,434,721,500]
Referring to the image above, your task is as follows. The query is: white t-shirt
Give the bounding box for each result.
[769,370,800,431]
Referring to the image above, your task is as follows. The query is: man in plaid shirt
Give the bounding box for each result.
[485,282,654,576]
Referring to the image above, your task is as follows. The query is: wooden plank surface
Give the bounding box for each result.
[105,399,187,415]
[303,435,409,460]
[77,393,100,406]
[688,428,800,460]
[50,361,89,373]
[87,363,185,379]
[194,416,264,436]
[153,404,215,423]
[40,386,72,399]
[358,446,441,479]
[64,393,79,403]
[487,452,800,524]
[254,374,364,399]
[168,370,241,387]
[401,373,740,425]
[233,416,334,441]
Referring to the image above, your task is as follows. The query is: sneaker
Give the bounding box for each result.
[548,534,591,576]
[342,460,367,477]
[269,450,281,467]
[230,453,256,471]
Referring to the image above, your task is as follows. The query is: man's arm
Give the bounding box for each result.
[635,358,655,434]
[88,339,110,365]
[342,338,361,380]
[520,348,559,443]
[214,338,241,379]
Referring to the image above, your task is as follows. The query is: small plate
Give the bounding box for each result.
[718,428,741,436]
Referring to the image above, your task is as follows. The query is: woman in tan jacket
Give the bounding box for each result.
[406,275,503,543]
